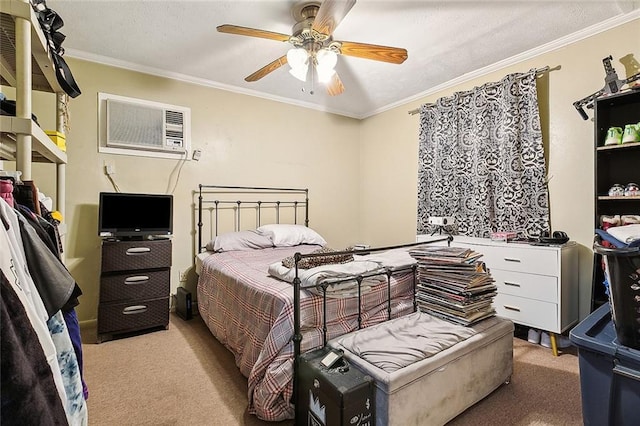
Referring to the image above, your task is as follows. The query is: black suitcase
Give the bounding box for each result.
[296,347,375,426]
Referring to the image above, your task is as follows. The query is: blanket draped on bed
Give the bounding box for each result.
[196,246,416,421]
[268,259,384,297]
[269,248,417,298]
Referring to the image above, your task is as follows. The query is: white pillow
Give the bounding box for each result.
[256,224,327,247]
[206,230,274,252]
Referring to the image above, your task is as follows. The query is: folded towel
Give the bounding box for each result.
[606,224,640,245]
[595,229,628,248]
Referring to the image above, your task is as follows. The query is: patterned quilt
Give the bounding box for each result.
[196,245,415,421]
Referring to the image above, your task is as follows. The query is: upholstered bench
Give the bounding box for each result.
[328,311,514,426]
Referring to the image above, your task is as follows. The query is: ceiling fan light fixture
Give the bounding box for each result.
[287,47,309,81]
[315,48,337,83]
[289,66,308,82]
[316,66,336,83]
[219,0,407,95]
[316,48,337,69]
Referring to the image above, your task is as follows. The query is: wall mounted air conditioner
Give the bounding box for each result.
[102,94,190,155]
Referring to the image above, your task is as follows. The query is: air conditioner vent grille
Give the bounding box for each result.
[166,129,183,139]
[166,110,183,125]
[104,96,190,155]
[108,101,164,148]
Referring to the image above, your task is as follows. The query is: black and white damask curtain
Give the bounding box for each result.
[416,70,549,238]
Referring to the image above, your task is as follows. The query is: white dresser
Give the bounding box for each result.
[416,235,579,336]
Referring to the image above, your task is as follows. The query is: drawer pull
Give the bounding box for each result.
[503,305,521,312]
[122,305,148,315]
[126,247,151,255]
[504,281,521,287]
[504,257,521,263]
[124,276,149,285]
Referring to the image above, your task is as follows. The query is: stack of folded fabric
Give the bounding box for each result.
[409,245,497,326]
[597,215,640,248]
[595,216,640,300]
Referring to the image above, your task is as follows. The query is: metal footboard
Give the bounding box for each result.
[291,236,452,414]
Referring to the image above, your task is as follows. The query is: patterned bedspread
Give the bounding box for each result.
[196,245,415,421]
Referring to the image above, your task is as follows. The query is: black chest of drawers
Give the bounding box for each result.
[97,239,171,342]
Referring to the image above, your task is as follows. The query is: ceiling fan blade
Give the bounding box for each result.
[244,55,288,82]
[312,0,357,36]
[326,72,345,96]
[338,41,408,64]
[217,24,291,43]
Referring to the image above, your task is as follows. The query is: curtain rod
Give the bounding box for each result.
[407,66,550,116]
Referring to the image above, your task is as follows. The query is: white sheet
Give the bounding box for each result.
[356,248,417,269]
[195,251,211,276]
[267,247,418,298]
[268,259,384,297]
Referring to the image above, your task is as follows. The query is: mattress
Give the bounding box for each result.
[195,251,210,276]
[329,313,514,426]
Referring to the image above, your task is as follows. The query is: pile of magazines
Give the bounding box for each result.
[409,245,497,326]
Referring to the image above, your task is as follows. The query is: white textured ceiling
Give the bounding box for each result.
[47,0,640,119]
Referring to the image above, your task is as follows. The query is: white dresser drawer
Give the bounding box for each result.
[494,293,558,332]
[492,269,558,303]
[474,244,558,276]
[417,235,579,336]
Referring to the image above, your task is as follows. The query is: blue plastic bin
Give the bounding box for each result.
[569,304,640,426]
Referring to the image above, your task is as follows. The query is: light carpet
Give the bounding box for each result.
[81,314,582,425]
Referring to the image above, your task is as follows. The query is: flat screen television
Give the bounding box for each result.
[99,192,173,239]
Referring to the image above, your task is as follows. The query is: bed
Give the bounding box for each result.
[194,185,422,421]
[194,185,513,423]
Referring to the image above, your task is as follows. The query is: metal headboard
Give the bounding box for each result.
[197,184,309,252]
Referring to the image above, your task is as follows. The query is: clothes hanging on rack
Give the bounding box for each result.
[15,207,77,317]
[13,202,86,398]
[0,204,68,423]
[62,308,88,400]
[12,181,41,216]
[0,177,14,207]
[1,272,69,425]
[0,198,87,425]
[47,310,86,422]
[28,203,64,258]
[17,204,59,257]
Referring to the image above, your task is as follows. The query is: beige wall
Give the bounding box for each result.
[11,19,639,323]
[28,59,362,322]
[359,19,640,319]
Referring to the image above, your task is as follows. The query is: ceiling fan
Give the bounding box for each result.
[217,0,408,96]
